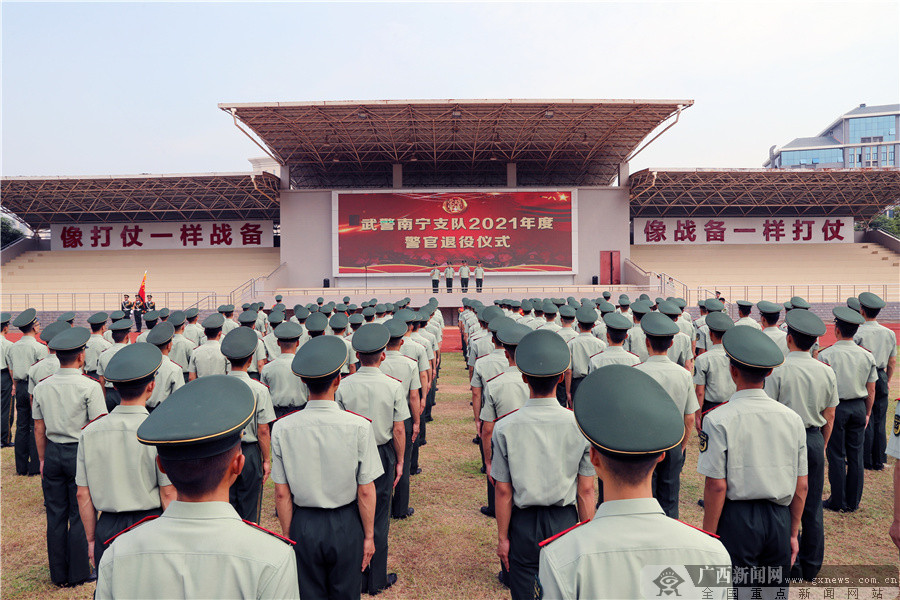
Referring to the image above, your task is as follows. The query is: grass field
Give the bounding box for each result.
[2,348,898,599]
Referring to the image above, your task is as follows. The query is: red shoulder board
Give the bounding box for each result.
[104,515,159,545]
[486,372,504,383]
[169,359,184,369]
[859,345,873,354]
[626,351,640,358]
[588,351,603,359]
[345,409,372,422]
[475,354,487,360]
[82,413,107,429]
[39,373,54,382]
[634,361,645,367]
[384,374,401,382]
[82,373,100,383]
[495,409,519,422]
[404,355,417,362]
[242,520,296,545]
[676,519,720,539]
[701,401,727,416]
[274,409,301,422]
[539,520,588,547]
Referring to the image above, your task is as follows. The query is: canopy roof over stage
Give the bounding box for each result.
[218,99,691,188]
[0,172,281,230]
[628,168,900,219]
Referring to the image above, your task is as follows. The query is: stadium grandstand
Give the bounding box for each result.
[2,99,899,318]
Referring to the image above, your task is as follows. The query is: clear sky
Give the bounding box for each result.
[2,1,898,177]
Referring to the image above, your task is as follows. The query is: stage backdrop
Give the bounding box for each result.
[334,191,576,275]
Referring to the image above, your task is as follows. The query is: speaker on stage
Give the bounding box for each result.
[323,278,330,288]
[591,275,599,285]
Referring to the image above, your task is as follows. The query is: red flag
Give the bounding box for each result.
[137,271,147,303]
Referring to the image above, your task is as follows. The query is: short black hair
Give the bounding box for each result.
[607,329,628,344]
[358,350,382,366]
[523,373,560,396]
[90,323,104,333]
[861,306,880,319]
[834,319,859,339]
[647,335,673,353]
[596,450,663,486]
[501,343,518,356]
[204,327,222,339]
[160,443,239,498]
[787,327,816,352]
[387,337,403,350]
[578,322,593,332]
[729,359,772,384]
[112,329,130,343]
[277,337,300,349]
[738,305,752,317]
[114,374,155,400]
[302,371,340,395]
[760,312,780,327]
[19,323,35,334]
[709,329,724,344]
[56,348,83,366]
[227,355,254,370]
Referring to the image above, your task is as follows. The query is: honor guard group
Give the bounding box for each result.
[0,289,896,599]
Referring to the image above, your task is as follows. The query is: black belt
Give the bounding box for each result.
[293,500,357,513]
[48,440,79,447]
[806,426,821,433]
[241,440,259,446]
[839,397,867,402]
[1,368,8,374]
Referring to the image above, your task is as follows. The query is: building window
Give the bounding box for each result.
[848,116,896,143]
[780,148,844,166]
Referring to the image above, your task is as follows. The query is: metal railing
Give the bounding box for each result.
[228,262,287,306]
[0,290,220,313]
[266,284,664,299]
[694,283,900,305]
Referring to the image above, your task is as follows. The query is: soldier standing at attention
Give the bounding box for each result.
[474,261,485,293]
[145,295,156,313]
[693,312,736,423]
[479,321,530,586]
[616,295,634,323]
[10,308,49,475]
[460,260,471,293]
[692,300,710,356]
[262,322,309,419]
[102,311,124,344]
[622,300,652,362]
[135,310,159,343]
[735,300,762,330]
[633,313,699,518]
[855,292,897,471]
[272,336,380,600]
[166,310,195,383]
[97,319,133,412]
[182,307,203,346]
[764,310,837,582]
[587,313,640,374]
[564,306,605,408]
[491,329,596,600]
[759,300,786,348]
[657,300,694,371]
[187,313,229,380]
[444,262,455,293]
[133,295,146,333]
[382,318,422,521]
[337,324,409,594]
[33,327,106,587]
[472,316,514,428]
[263,310,286,360]
[97,376,299,598]
[221,327,275,523]
[84,312,111,380]
[698,326,807,594]
[27,322,69,401]
[0,312,14,448]
[537,365,732,600]
[820,307,876,513]
[76,343,176,570]
[238,311,267,380]
[144,322,185,413]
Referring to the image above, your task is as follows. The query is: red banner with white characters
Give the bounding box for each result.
[335,191,575,274]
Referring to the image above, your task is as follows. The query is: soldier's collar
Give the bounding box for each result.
[524,397,561,408]
[594,497,665,519]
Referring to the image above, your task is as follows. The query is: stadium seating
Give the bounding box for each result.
[630,242,900,302]
[1,247,280,311]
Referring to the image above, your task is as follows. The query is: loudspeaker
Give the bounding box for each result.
[591,275,599,285]
[323,278,330,288]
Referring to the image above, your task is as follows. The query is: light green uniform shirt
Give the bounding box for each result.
[169,333,196,374]
[28,354,60,394]
[85,334,112,373]
[623,327,648,362]
[538,320,562,334]
[696,324,711,351]
[183,322,203,346]
[676,316,696,340]
[588,346,641,373]
[247,337,267,375]
[765,351,839,428]
[430,268,440,280]
[8,335,48,381]
[380,351,422,402]
[75,404,170,512]
[538,498,732,600]
[261,353,308,409]
[490,397,594,508]
[467,331,494,368]
[474,266,484,279]
[667,331,693,367]
[32,368,106,443]
[698,389,807,505]
[568,332,606,378]
[590,321,607,341]
[818,340,878,400]
[262,332,281,361]
[147,356,185,409]
[480,366,529,421]
[635,355,699,416]
[336,367,410,445]
[557,327,577,344]
[471,348,508,389]
[97,500,299,599]
[271,400,383,507]
[222,318,239,335]
[887,402,900,459]
[0,334,11,372]
[187,340,228,377]
[692,345,736,405]
[763,326,788,354]
[228,371,275,443]
[401,337,430,374]
[854,320,897,370]
[411,332,435,361]
[734,316,762,330]
[97,343,127,388]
